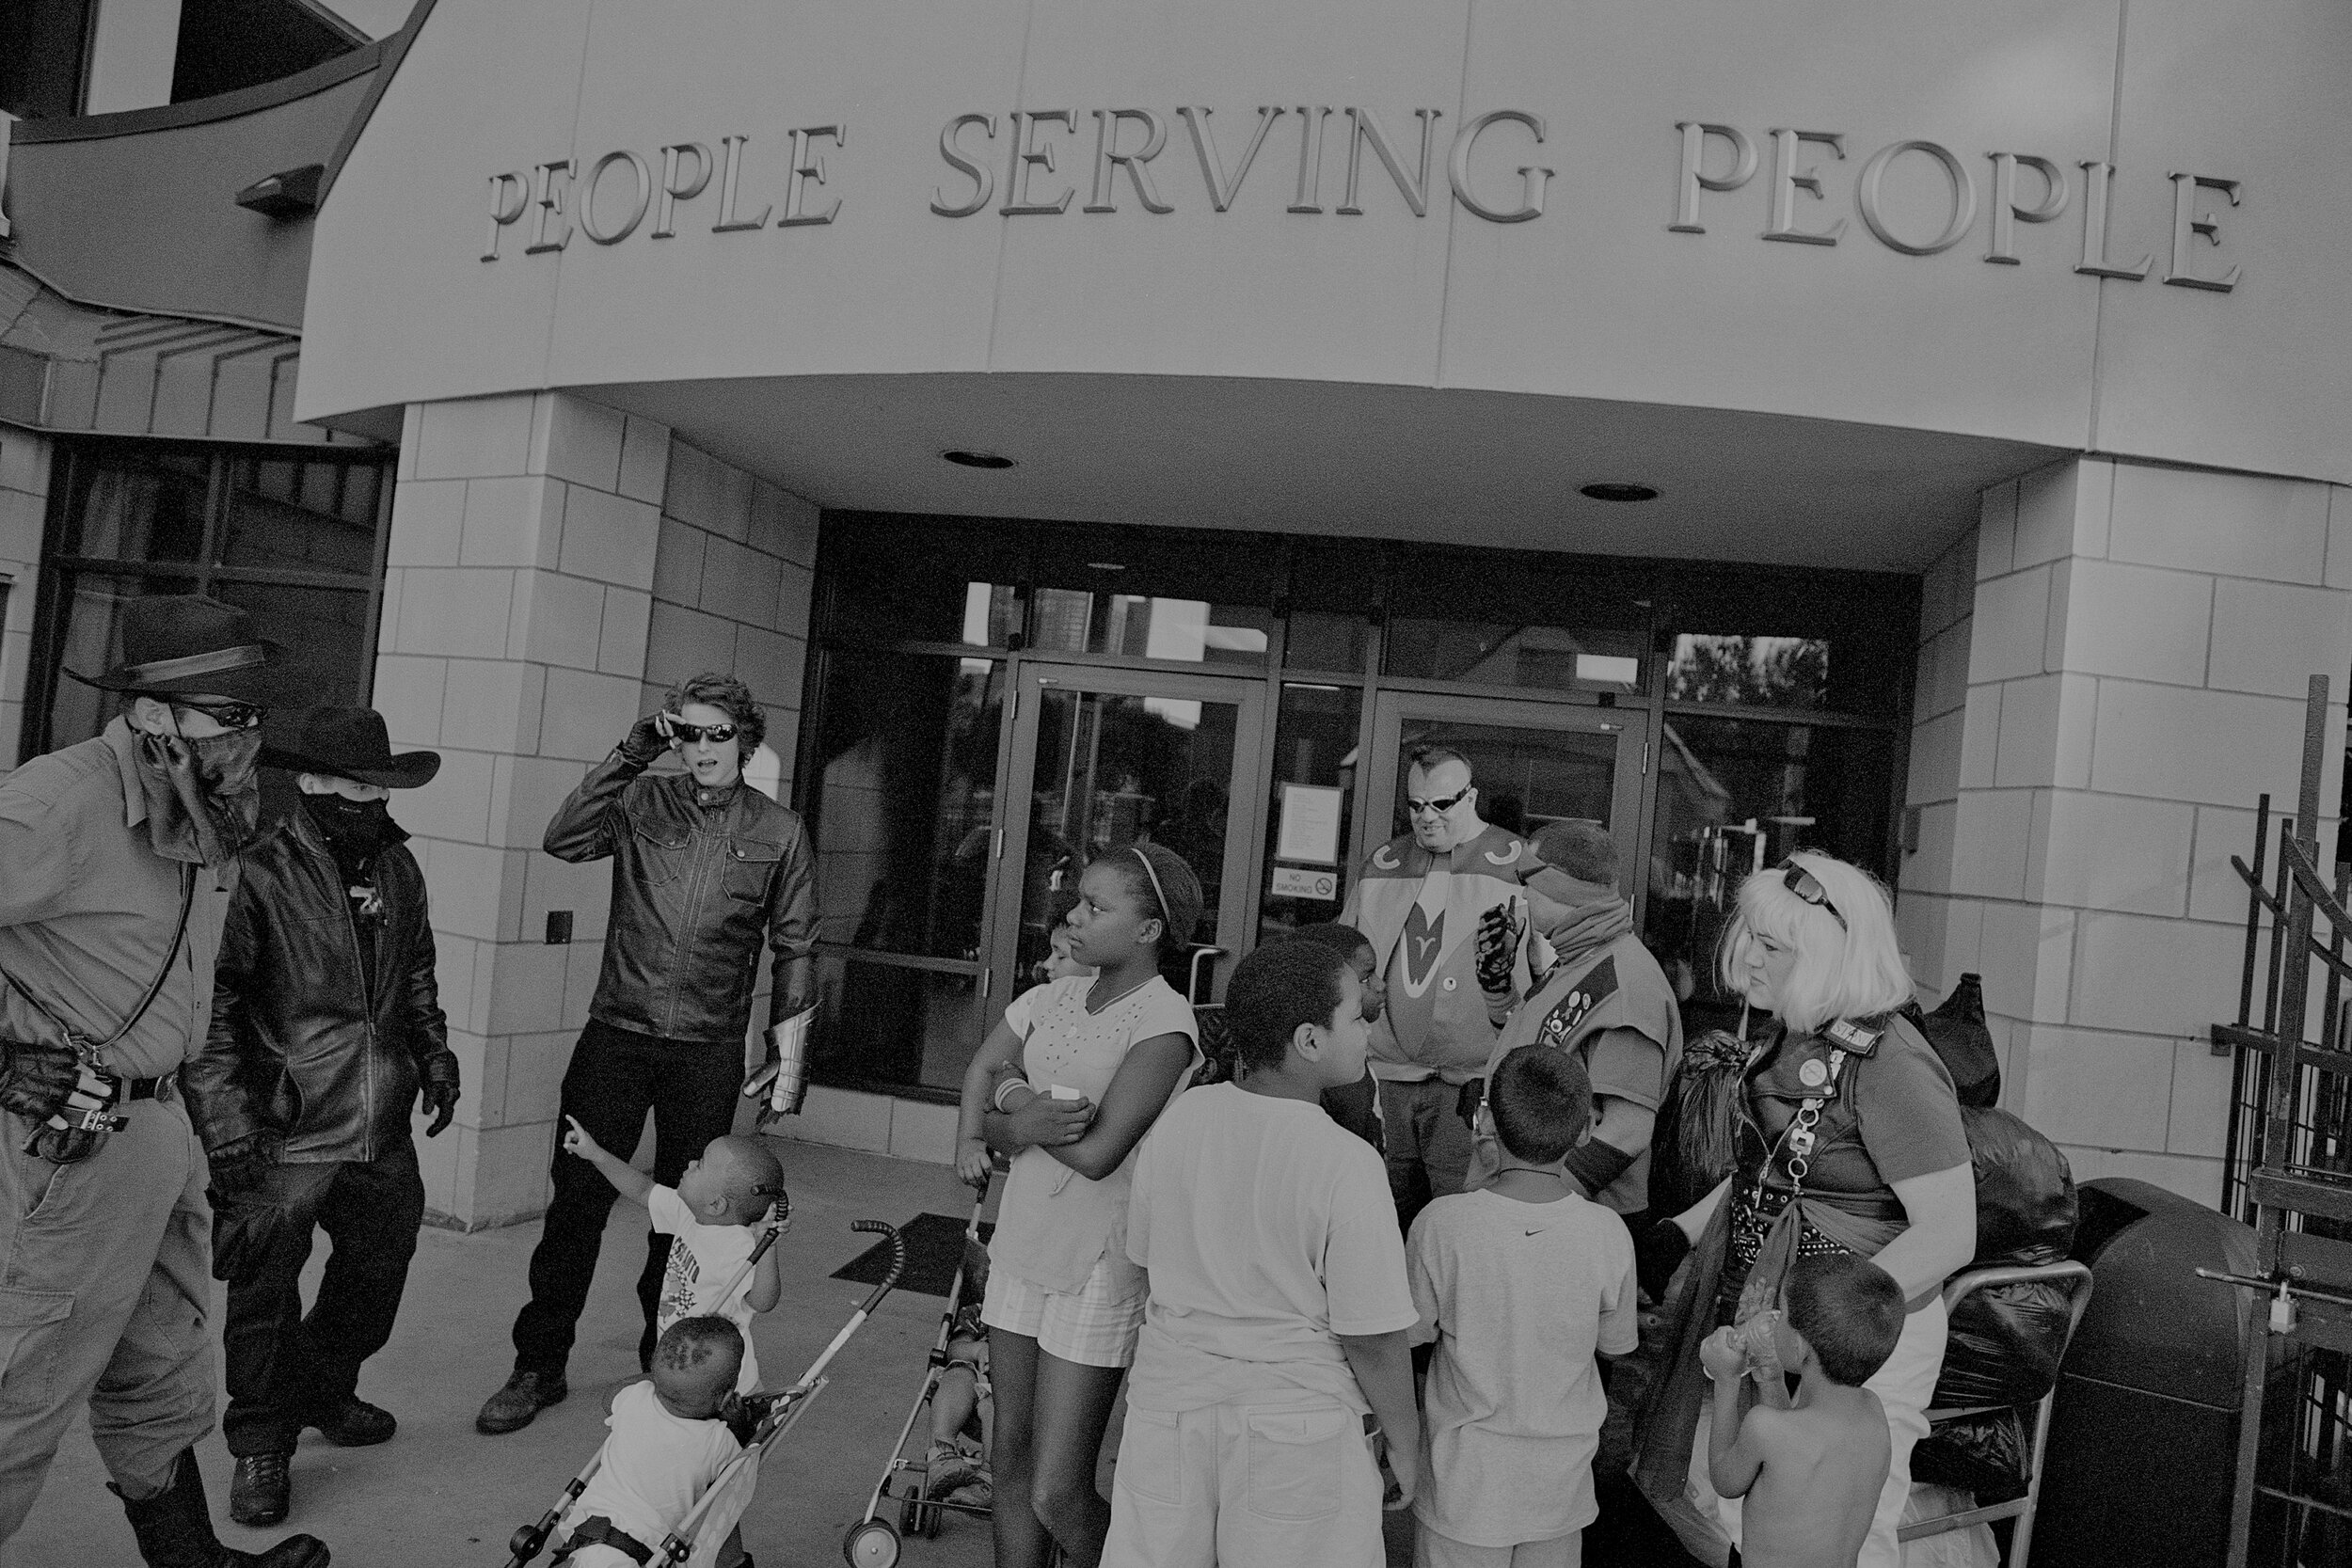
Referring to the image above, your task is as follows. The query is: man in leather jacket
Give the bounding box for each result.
[184,706,458,1530]
[477,671,815,1435]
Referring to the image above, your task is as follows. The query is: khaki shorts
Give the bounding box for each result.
[1103,1397,1385,1568]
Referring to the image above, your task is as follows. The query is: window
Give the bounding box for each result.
[24,440,393,758]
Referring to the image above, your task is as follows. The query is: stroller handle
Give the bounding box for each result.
[850,1219,906,1310]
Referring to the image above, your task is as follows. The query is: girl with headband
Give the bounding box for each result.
[956,842,1206,1568]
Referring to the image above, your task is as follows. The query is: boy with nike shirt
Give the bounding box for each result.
[1407,1045,1638,1568]
[564,1120,787,1392]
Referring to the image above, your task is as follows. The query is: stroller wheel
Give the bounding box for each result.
[898,1493,923,1536]
[843,1519,901,1568]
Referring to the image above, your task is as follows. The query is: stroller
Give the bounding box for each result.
[846,1177,998,1568]
[504,1219,908,1568]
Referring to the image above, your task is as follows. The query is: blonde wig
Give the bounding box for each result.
[1716,850,1913,1036]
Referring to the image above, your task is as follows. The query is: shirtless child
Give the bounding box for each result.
[1700,1255,1907,1568]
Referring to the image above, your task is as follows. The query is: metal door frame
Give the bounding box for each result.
[985,662,1270,1022]
[1359,689,1647,918]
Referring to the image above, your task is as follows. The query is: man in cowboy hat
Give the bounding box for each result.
[184,705,460,1529]
[0,594,328,1567]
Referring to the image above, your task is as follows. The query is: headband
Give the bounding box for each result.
[1132,845,1171,928]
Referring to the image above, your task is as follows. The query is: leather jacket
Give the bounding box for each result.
[546,749,816,1046]
[187,807,453,1164]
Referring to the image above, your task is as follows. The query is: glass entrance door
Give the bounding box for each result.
[991,666,1267,1015]
[1361,691,1644,901]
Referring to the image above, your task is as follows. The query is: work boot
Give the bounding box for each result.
[114,1449,329,1567]
[474,1369,567,1434]
[229,1452,291,1526]
[305,1397,396,1447]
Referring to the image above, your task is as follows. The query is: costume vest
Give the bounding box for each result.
[1344,824,1531,1083]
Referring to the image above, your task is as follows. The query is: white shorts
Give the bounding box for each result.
[980,1253,1146,1368]
[1415,1525,1582,1568]
[1103,1397,1386,1568]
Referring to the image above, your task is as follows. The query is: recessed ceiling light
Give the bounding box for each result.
[1580,482,1659,503]
[943,450,1015,469]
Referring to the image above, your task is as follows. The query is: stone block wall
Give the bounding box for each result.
[0,425,50,770]
[1899,456,2352,1205]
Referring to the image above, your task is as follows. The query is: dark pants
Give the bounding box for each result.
[214,1138,425,1457]
[510,1019,744,1377]
[1380,1077,1477,1236]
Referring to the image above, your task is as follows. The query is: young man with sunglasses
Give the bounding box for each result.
[1342,747,1533,1231]
[477,671,816,1436]
[0,595,329,1567]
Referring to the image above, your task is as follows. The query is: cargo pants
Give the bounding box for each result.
[0,1087,215,1542]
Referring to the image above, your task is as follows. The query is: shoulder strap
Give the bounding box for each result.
[1,863,196,1056]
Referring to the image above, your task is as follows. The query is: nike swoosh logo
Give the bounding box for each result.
[1525,1228,1544,1237]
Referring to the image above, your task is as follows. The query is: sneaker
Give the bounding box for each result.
[230,1450,292,1527]
[946,1470,993,1511]
[475,1370,568,1435]
[926,1443,981,1500]
[307,1396,397,1447]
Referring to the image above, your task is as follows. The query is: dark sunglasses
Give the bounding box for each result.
[665,718,739,746]
[1775,858,1847,930]
[1406,785,1472,816]
[173,698,267,732]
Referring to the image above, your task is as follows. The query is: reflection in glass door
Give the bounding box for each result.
[993,668,1265,1012]
[1361,693,1644,898]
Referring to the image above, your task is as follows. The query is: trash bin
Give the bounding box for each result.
[2032,1178,2276,1568]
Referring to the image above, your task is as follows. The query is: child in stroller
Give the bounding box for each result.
[921,1243,994,1510]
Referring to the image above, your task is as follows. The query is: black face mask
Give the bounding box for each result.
[302,792,394,859]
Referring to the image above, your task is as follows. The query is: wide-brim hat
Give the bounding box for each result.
[67,594,281,702]
[262,705,441,789]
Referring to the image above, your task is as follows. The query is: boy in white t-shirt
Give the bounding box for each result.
[1406,1045,1639,1568]
[555,1317,746,1568]
[564,1120,787,1391]
[1104,939,1423,1568]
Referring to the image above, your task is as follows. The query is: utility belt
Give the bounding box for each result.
[555,1515,653,1566]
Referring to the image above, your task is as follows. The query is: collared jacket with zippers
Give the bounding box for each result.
[545,747,816,1047]
[187,806,452,1164]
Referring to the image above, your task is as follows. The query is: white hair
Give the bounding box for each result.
[1717,851,1913,1036]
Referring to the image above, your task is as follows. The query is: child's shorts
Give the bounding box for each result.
[979,1254,1145,1368]
[1103,1396,1385,1568]
[1414,1524,1582,1568]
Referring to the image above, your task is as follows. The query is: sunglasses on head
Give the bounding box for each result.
[173,697,267,732]
[1775,858,1847,930]
[1406,785,1472,816]
[665,717,739,746]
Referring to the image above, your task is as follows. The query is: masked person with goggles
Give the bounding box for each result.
[0,595,329,1568]
[478,671,815,1437]
[183,706,459,1531]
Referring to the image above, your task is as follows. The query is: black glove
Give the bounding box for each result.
[0,1040,81,1122]
[1634,1217,1694,1301]
[207,1130,281,1197]
[419,1052,462,1137]
[619,712,670,767]
[1475,900,1523,997]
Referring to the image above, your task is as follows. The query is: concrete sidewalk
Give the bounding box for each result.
[7,1139,999,1568]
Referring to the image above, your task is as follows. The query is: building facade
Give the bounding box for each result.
[6,0,2349,1227]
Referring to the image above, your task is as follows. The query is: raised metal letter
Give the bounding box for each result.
[1671,121,1755,232]
[780,125,844,227]
[1983,153,2066,264]
[2074,161,2151,279]
[712,135,771,231]
[2164,172,2241,292]
[1288,106,1332,214]
[1339,107,1439,216]
[1085,109,1173,214]
[1179,106,1281,212]
[580,150,652,245]
[653,143,711,238]
[526,160,572,253]
[483,171,529,261]
[1001,110,1076,215]
[932,114,996,216]
[1449,109,1550,223]
[1763,130,1845,245]
[1855,140,1975,255]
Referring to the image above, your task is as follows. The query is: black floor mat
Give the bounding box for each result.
[832,1212,993,1298]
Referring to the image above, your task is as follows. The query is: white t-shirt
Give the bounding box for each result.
[1125,1083,1418,1415]
[990,974,1199,1295]
[564,1381,741,1560]
[649,1185,764,1391]
[1406,1188,1640,1546]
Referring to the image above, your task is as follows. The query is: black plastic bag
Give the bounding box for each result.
[1903,973,2001,1108]
[1930,1105,2080,1409]
[1912,1406,2031,1501]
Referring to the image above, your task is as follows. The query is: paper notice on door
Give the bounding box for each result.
[1276,784,1344,865]
[1270,865,1341,902]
